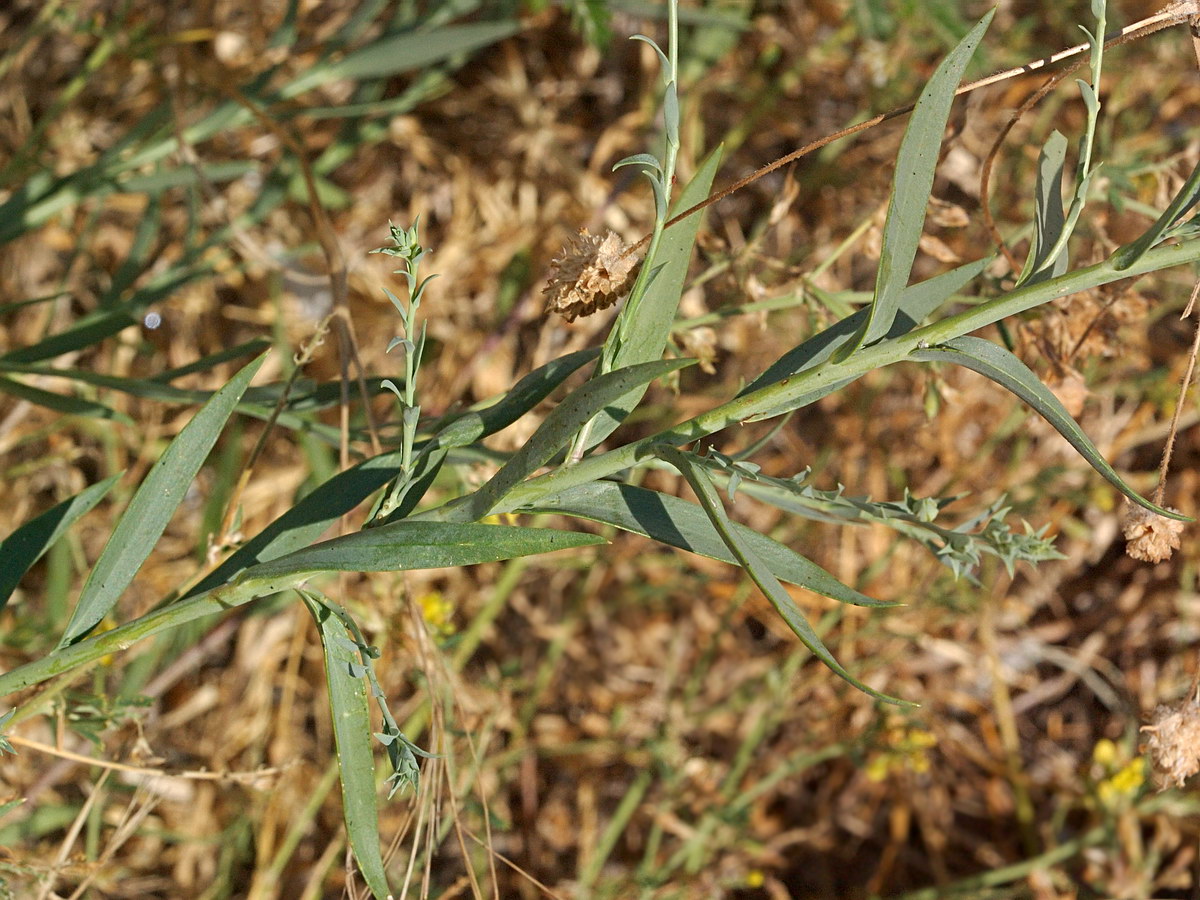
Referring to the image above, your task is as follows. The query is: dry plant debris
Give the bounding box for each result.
[0,1,1198,898]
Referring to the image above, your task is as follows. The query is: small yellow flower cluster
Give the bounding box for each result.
[417,591,456,640]
[1091,739,1147,807]
[865,726,937,782]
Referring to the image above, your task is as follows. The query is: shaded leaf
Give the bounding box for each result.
[911,336,1188,520]
[0,475,121,612]
[58,354,267,646]
[655,447,908,705]
[1112,154,1200,271]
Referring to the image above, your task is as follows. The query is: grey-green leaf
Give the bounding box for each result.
[304,597,390,900]
[1017,130,1069,286]
[234,522,605,592]
[446,358,694,523]
[527,480,893,608]
[583,146,724,448]
[1112,154,1200,271]
[0,474,121,612]
[836,9,994,359]
[655,447,908,705]
[911,336,1188,520]
[58,353,267,646]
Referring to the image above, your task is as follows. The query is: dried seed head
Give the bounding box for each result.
[1120,502,1184,564]
[543,229,641,323]
[1142,695,1200,789]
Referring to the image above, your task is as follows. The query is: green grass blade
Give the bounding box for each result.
[656,447,908,705]
[303,596,390,900]
[0,376,131,423]
[528,480,894,608]
[583,146,723,448]
[911,336,1189,520]
[445,358,694,523]
[57,353,267,647]
[280,22,521,99]
[0,474,121,612]
[836,10,994,358]
[234,521,605,587]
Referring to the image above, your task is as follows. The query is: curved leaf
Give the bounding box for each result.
[303,596,390,900]
[654,447,908,705]
[836,10,995,359]
[58,353,267,647]
[528,480,893,608]
[911,336,1189,520]
[0,376,131,423]
[0,474,121,611]
[1017,130,1069,286]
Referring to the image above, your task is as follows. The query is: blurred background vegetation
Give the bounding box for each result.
[0,0,1198,897]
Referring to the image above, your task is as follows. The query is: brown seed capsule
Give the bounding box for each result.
[543,229,642,323]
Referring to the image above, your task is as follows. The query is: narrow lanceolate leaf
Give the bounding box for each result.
[303,597,390,900]
[583,146,724,448]
[836,9,995,360]
[233,521,605,592]
[281,22,521,98]
[1111,153,1200,271]
[655,447,908,705]
[0,376,131,423]
[0,475,121,611]
[1017,130,1069,286]
[911,336,1189,520]
[58,353,267,647]
[444,358,694,523]
[528,480,894,608]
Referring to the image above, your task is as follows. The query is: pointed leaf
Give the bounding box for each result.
[58,353,266,646]
[303,597,390,900]
[233,521,605,592]
[446,358,693,523]
[836,10,994,359]
[0,376,131,423]
[1112,154,1200,270]
[0,474,121,611]
[655,447,908,705]
[911,336,1188,520]
[528,480,893,608]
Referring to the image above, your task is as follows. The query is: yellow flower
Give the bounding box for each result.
[417,591,455,639]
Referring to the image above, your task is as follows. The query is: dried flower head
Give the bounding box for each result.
[1142,695,1200,789]
[543,229,641,323]
[1120,502,1184,563]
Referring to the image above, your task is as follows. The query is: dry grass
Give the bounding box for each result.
[1,1,1199,898]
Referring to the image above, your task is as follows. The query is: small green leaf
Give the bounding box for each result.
[0,474,121,612]
[0,376,132,423]
[836,9,994,360]
[911,336,1189,521]
[58,353,266,646]
[303,597,391,900]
